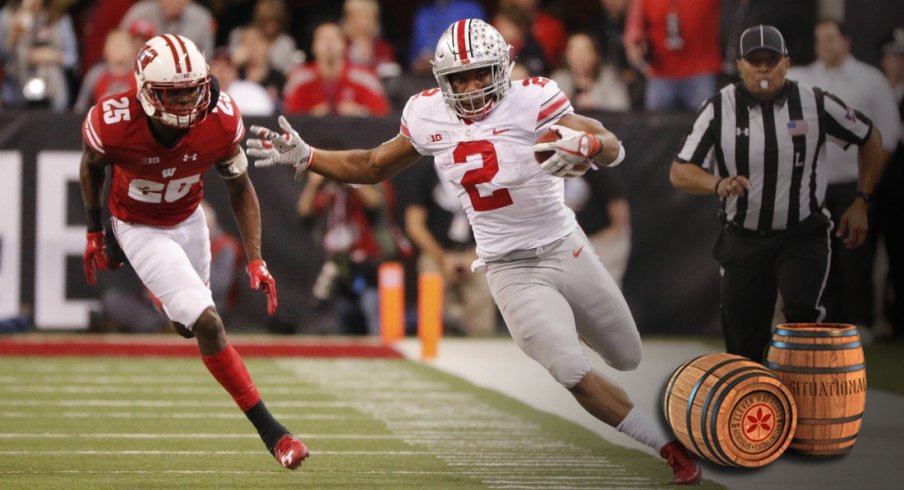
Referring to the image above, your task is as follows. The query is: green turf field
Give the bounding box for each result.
[0,356,724,489]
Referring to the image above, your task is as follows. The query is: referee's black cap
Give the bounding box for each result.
[739,25,788,58]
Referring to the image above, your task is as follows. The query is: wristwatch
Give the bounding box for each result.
[854,191,874,206]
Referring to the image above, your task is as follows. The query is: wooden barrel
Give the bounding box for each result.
[662,353,797,468]
[766,323,867,456]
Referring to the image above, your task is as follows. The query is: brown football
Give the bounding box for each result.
[534,129,561,164]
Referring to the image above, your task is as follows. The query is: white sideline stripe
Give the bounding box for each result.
[0,433,401,440]
[0,411,351,420]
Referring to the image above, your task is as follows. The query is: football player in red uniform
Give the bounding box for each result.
[79,34,308,470]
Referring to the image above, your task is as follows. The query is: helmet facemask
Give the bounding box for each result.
[433,19,513,121]
[436,62,513,120]
[139,78,212,128]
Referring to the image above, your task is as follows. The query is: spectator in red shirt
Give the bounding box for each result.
[502,0,567,70]
[494,3,550,76]
[624,0,721,111]
[283,21,389,116]
[342,0,400,78]
[73,29,137,113]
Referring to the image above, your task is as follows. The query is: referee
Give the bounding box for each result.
[669,25,885,362]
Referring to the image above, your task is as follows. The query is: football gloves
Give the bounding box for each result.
[247,259,278,316]
[83,231,123,286]
[246,116,314,181]
[533,124,602,178]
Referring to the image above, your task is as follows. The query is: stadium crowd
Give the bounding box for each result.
[0,0,831,115]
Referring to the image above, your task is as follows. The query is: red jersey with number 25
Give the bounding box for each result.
[82,88,245,226]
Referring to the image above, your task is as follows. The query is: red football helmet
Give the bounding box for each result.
[134,34,211,128]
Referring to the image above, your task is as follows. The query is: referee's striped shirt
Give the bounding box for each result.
[676,80,874,232]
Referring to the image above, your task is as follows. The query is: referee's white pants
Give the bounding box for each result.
[485,227,642,389]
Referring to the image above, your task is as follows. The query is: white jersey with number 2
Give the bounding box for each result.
[400,77,576,260]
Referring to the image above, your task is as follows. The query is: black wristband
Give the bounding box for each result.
[714,177,726,196]
[86,208,102,232]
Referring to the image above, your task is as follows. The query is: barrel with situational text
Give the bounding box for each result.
[662,353,797,468]
[766,323,867,456]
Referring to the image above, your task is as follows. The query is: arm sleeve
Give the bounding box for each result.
[212,92,245,145]
[820,89,873,149]
[533,78,575,134]
[82,104,106,154]
[675,100,717,169]
[400,95,430,156]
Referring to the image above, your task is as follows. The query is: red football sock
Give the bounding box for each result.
[201,344,261,412]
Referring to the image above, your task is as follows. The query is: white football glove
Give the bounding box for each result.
[246,115,314,181]
[533,124,603,178]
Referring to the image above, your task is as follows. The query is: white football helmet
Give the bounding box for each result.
[433,19,513,120]
[134,34,211,129]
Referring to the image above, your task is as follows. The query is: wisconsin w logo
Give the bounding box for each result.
[162,168,177,178]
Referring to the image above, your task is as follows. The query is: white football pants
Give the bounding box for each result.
[485,227,642,388]
[111,206,215,328]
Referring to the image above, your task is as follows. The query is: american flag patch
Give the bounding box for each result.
[787,120,808,136]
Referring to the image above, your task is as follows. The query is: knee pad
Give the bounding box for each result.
[547,354,591,390]
[164,287,215,328]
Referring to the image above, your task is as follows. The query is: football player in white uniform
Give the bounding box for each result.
[247,19,701,485]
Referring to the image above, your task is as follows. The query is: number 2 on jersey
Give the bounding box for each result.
[453,141,512,212]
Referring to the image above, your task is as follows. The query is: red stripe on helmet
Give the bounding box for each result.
[456,20,469,62]
[161,34,183,74]
[172,35,193,72]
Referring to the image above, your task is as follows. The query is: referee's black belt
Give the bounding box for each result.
[725,223,786,238]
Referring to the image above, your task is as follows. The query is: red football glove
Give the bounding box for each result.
[247,259,278,316]
[83,231,109,286]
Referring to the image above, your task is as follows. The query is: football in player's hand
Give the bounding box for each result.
[534,129,560,164]
[535,129,591,173]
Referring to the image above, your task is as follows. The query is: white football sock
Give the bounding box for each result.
[616,406,671,453]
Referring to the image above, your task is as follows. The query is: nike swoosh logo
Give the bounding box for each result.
[573,245,584,258]
[492,128,511,135]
